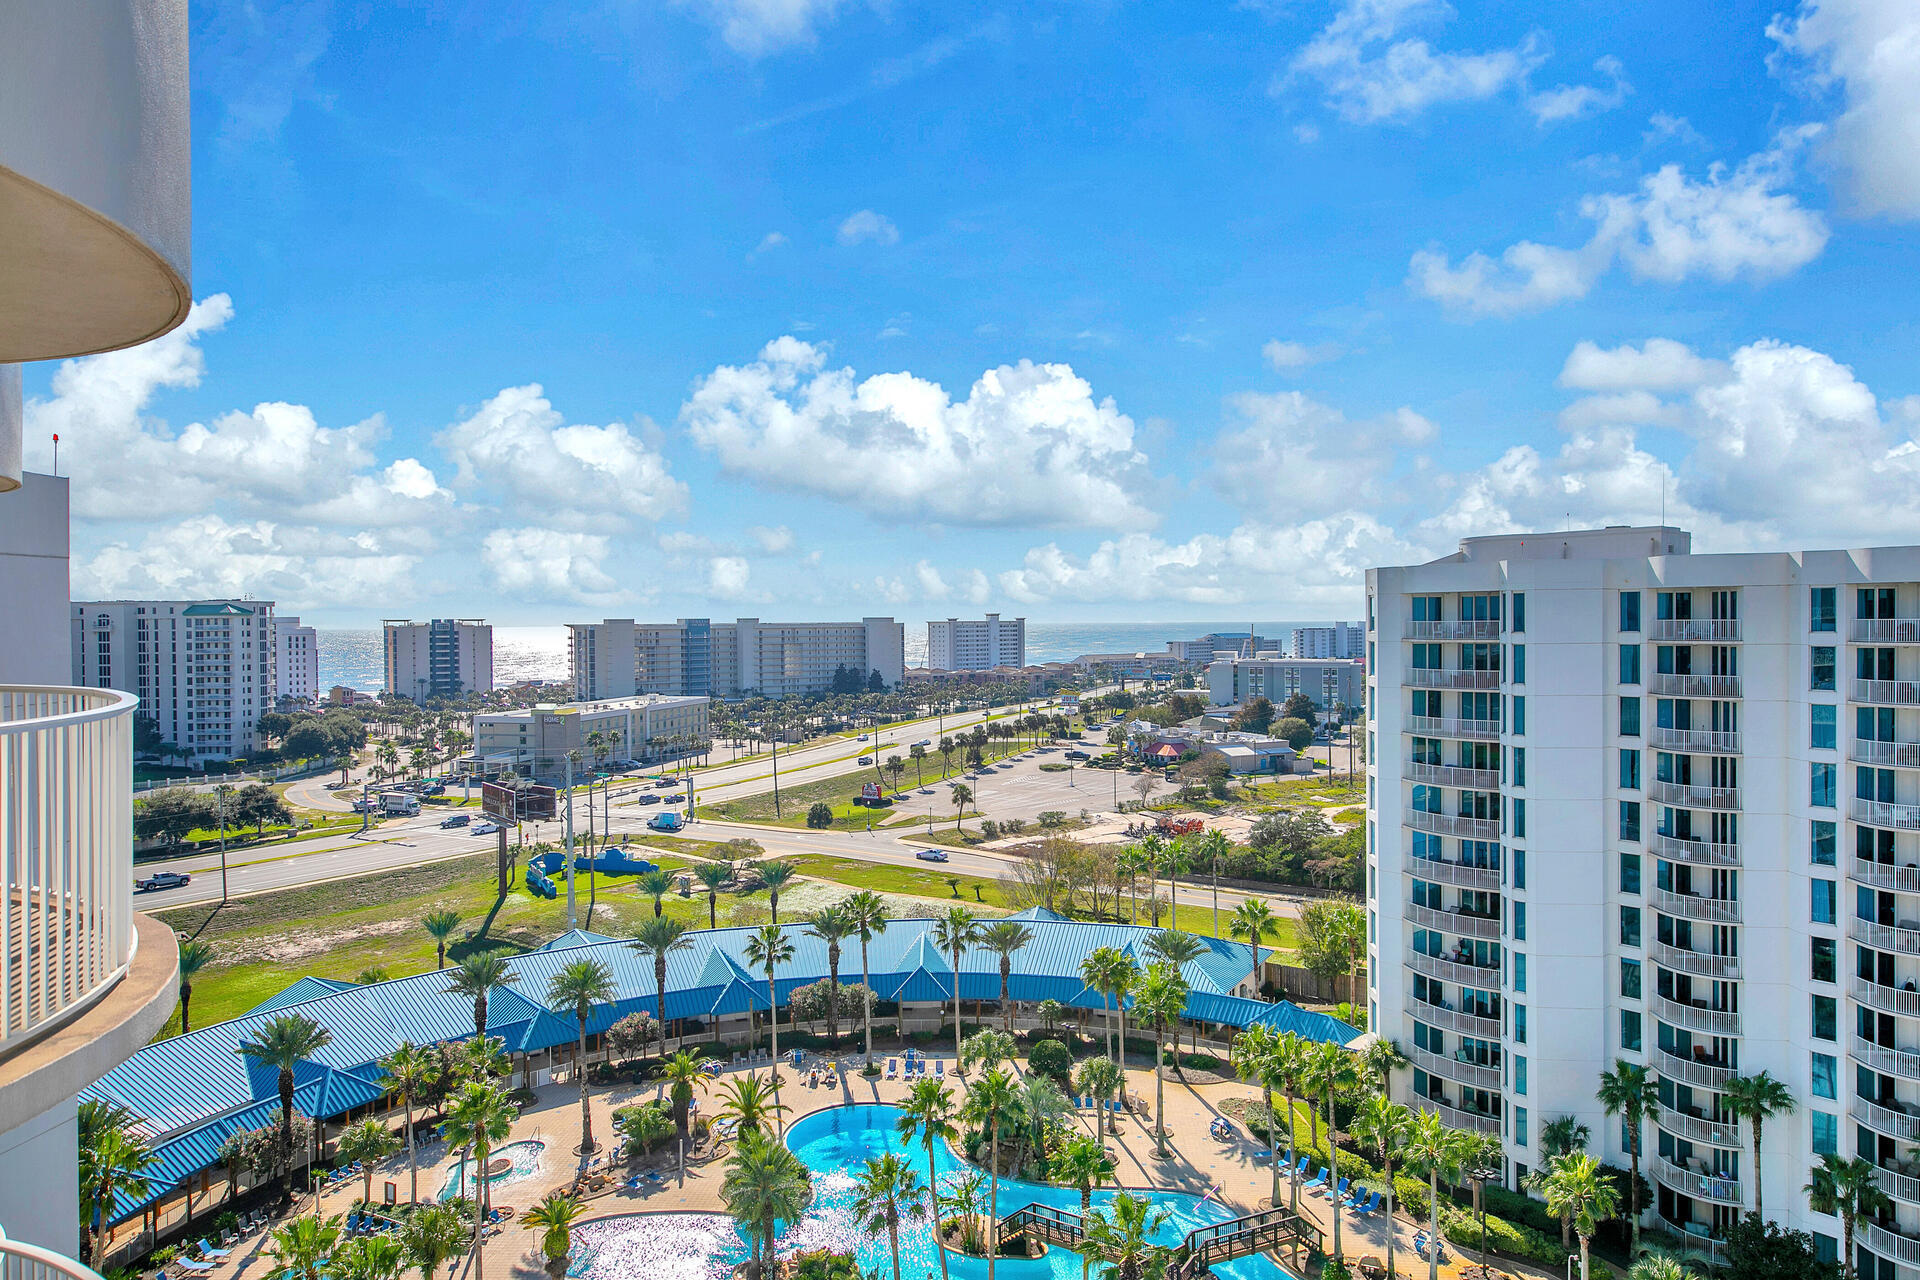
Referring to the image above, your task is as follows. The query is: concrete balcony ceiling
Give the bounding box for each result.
[0,0,192,365]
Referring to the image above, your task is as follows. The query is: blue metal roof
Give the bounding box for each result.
[245,976,358,1016]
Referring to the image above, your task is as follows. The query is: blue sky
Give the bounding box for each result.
[25,0,1920,625]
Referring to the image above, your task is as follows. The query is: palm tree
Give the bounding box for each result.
[423,910,462,969]
[1302,1040,1359,1262]
[1229,1026,1285,1206]
[1134,962,1189,1158]
[439,1080,517,1280]
[805,904,857,1045]
[932,907,983,1067]
[897,1078,959,1280]
[79,1115,156,1266]
[852,1153,925,1280]
[723,1130,815,1277]
[662,1050,716,1185]
[1195,828,1231,937]
[444,951,519,1043]
[949,781,973,830]
[964,1067,1021,1280]
[1052,1135,1117,1280]
[176,939,215,1034]
[1542,1152,1621,1280]
[1360,1038,1409,1097]
[980,920,1035,1032]
[693,862,730,929]
[638,868,673,917]
[337,1118,399,1205]
[1596,1058,1660,1252]
[716,1072,787,1140]
[757,860,798,923]
[547,958,616,1160]
[379,1041,431,1203]
[1351,1096,1412,1278]
[1807,1154,1890,1280]
[1528,1115,1593,1251]
[910,744,928,788]
[400,1202,468,1280]
[1077,1192,1173,1280]
[236,1012,333,1205]
[335,1232,407,1280]
[1627,1252,1698,1280]
[1079,945,1135,1069]
[844,889,890,1065]
[632,916,693,1059]
[522,1191,586,1276]
[745,924,795,1130]
[1723,1069,1796,1222]
[267,1213,343,1280]
[1074,1056,1123,1137]
[1230,900,1278,995]
[1403,1110,1472,1280]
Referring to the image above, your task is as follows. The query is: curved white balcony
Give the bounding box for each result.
[1403,760,1501,790]
[1649,886,1741,925]
[1649,619,1742,643]
[1649,993,1740,1037]
[1862,1221,1920,1269]
[2,688,137,1059]
[1853,739,1920,769]
[1404,857,1501,892]
[1648,831,1741,868]
[1855,679,1920,707]
[1405,620,1502,641]
[1877,1165,1920,1208]
[1404,810,1502,841]
[1656,1103,1742,1150]
[1648,779,1742,811]
[1406,901,1502,940]
[1853,975,1920,1019]
[1403,716,1501,742]
[1856,620,1920,645]
[1655,1044,1736,1091]
[1648,673,1742,699]
[1405,996,1502,1038]
[1648,727,1742,755]
[1404,950,1504,988]
[1648,939,1740,980]
[1850,916,1920,957]
[1854,1096,1920,1143]
[1412,1096,1500,1136]
[1405,668,1502,691]
[1855,858,1920,893]
[1853,1036,1920,1083]
[1854,798,1920,831]
[0,1232,110,1280]
[1408,1043,1503,1092]
[1649,1155,1741,1206]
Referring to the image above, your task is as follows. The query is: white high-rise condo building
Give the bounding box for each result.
[384,618,494,701]
[71,600,276,762]
[1366,525,1920,1270]
[926,615,1026,671]
[274,615,320,705]
[1294,622,1364,660]
[1208,656,1364,712]
[568,617,904,699]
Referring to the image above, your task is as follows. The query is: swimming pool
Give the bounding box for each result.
[438,1139,546,1201]
[569,1103,1297,1280]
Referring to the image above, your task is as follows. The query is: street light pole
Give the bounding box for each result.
[563,755,577,929]
[215,784,232,905]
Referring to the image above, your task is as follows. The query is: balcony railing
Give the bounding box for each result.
[1853,1036,1920,1082]
[1862,1221,1920,1268]
[1853,797,1920,831]
[1404,810,1503,841]
[1403,857,1501,892]
[1403,761,1501,790]
[1648,832,1741,868]
[1407,1043,1503,1092]
[1852,738,1920,769]
[1404,950,1504,988]
[1876,1163,1920,1207]
[1404,996,1502,1038]
[1849,915,1920,956]
[1405,620,1502,641]
[1650,1156,1742,1206]
[1648,726,1742,755]
[1402,715,1502,742]
[1649,886,1741,925]
[1655,1044,1736,1091]
[1648,939,1741,980]
[1406,902,1503,941]
[1405,668,1502,691]
[1412,1095,1501,1136]
[1854,679,1920,707]
[1647,672,1742,699]
[1649,619,1742,642]
[1656,1102,1742,1150]
[1,687,136,1060]
[1854,1096,1920,1143]
[0,1232,111,1280]
[1852,975,1920,1018]
[1855,858,1920,893]
[1648,993,1741,1037]
[1648,779,1742,811]
[1856,619,1920,644]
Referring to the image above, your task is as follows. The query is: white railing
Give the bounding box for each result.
[1,686,136,1059]
[1855,619,1920,644]
[1853,679,1920,707]
[1654,1044,1735,1090]
[1647,673,1742,699]
[1849,916,1920,956]
[1402,760,1501,789]
[1853,798,1920,830]
[1648,939,1741,980]
[1852,1036,1920,1082]
[1649,619,1742,642]
[1412,1095,1500,1136]
[1404,669,1502,691]
[1852,975,1920,1018]
[1852,738,1920,769]
[1854,1095,1920,1143]
[1648,779,1742,811]
[0,1231,110,1280]
[1649,886,1741,925]
[1402,857,1502,891]
[1404,809,1503,841]
[1863,1220,1920,1268]
[1402,716,1502,742]
[1648,726,1742,755]
[1406,901,1503,940]
[1404,620,1502,641]
[1855,858,1920,893]
[1648,993,1740,1037]
[1649,1155,1742,1206]
[1647,832,1741,867]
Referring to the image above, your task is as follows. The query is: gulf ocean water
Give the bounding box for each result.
[314,620,1339,693]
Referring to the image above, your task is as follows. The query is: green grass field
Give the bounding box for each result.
[699,739,1032,829]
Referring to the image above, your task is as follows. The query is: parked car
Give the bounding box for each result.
[440,814,470,828]
[914,849,949,862]
[1065,750,1090,761]
[135,870,191,891]
[638,793,661,805]
[472,822,500,835]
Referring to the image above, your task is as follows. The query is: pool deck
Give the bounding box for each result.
[192,1052,1551,1280]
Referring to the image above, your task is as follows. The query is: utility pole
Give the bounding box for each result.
[769,719,783,819]
[359,777,370,833]
[215,784,232,905]
[563,755,577,929]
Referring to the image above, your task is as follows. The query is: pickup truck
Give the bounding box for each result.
[135,871,191,892]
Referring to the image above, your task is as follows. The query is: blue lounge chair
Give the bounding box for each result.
[934,1060,945,1078]
[174,1259,214,1275]
[1353,1192,1378,1217]
[1302,1166,1328,1191]
[1251,1149,1273,1163]
[196,1240,231,1261]
[1322,1176,1350,1203]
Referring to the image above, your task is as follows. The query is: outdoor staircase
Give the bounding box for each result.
[995,1202,1321,1280]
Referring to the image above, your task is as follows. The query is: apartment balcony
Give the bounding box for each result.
[1405,620,1502,641]
[1853,1036,1920,1083]
[1403,761,1501,790]
[1648,939,1741,981]
[1649,993,1741,1037]
[1854,858,1920,893]
[1649,1155,1742,1206]
[1876,1163,1920,1208]
[1407,1043,1503,1092]
[1648,726,1742,755]
[1403,857,1502,892]
[1854,1096,1920,1144]
[1853,975,1920,1019]
[1655,1044,1736,1091]
[1647,779,1742,811]
[1850,916,1920,956]
[1404,810,1503,841]
[1649,619,1742,642]
[1649,886,1741,925]
[1405,668,1502,691]
[1853,679,1920,707]
[1405,901,1503,941]
[1404,950,1504,988]
[1853,739,1920,769]
[1853,798,1920,830]
[1861,1221,1920,1269]
[1854,619,1920,645]
[1647,673,1742,699]
[1411,1095,1501,1136]
[1656,1102,1742,1150]
[1402,715,1501,742]
[0,1232,110,1280]
[1648,831,1741,868]
[1404,996,1502,1038]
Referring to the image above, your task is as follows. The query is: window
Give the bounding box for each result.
[1812,762,1836,809]
[1620,852,1642,894]
[1620,906,1641,947]
[1513,952,1526,992]
[1811,586,1836,632]
[1812,878,1837,924]
[1620,749,1641,790]
[1813,994,1837,1041]
[1511,645,1526,685]
[1512,798,1526,838]
[1512,848,1527,890]
[1620,592,1641,633]
[1812,821,1837,865]
[1812,1052,1838,1099]
[1513,747,1526,788]
[1619,696,1641,736]
[1812,937,1837,983]
[1621,1011,1642,1052]
[1513,1054,1527,1096]
[1812,703,1837,750]
[1620,801,1641,842]
[1812,646,1836,691]
[1514,1105,1529,1147]
[1620,645,1641,685]
[1810,1110,1837,1156]
[1621,958,1642,998]
[1514,901,1527,941]
[1512,696,1526,735]
[1513,593,1526,633]
[1514,1004,1527,1044]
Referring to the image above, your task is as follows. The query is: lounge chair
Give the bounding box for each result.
[934,1060,945,1078]
[173,1258,214,1275]
[197,1240,231,1260]
[1302,1166,1328,1192]
[1322,1176,1350,1202]
[1290,1155,1311,1179]
[1353,1192,1378,1217]
[886,1059,899,1079]
[1251,1149,1273,1163]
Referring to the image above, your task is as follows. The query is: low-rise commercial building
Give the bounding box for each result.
[567,616,905,699]
[384,618,493,701]
[926,614,1025,671]
[468,693,710,781]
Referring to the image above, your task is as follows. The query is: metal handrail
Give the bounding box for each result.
[1649,619,1742,642]
[1647,673,1742,699]
[1854,857,1920,892]
[1405,669,1502,691]
[1649,886,1741,924]
[1852,738,1920,769]
[1406,901,1502,940]
[1647,832,1740,868]
[0,1232,111,1280]
[1648,993,1740,1037]
[1647,779,1742,810]
[1848,916,1920,957]
[1852,797,1920,830]
[1403,715,1501,742]
[1405,620,1502,640]
[1404,810,1503,841]
[1403,761,1501,789]
[1403,857,1502,891]
[1855,679,1920,707]
[1853,1035,1920,1082]
[1648,939,1741,980]
[1647,726,1742,755]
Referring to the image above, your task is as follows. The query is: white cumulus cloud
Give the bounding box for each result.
[76,515,418,604]
[1524,55,1631,125]
[1262,339,1341,371]
[1558,338,1729,391]
[837,210,900,246]
[1287,0,1548,123]
[437,384,685,520]
[481,528,620,603]
[708,555,753,599]
[1211,391,1435,517]
[1770,0,1920,220]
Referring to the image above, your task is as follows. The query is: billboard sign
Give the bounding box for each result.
[481,781,559,823]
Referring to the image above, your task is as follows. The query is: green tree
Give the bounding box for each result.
[638,868,674,916]
[1724,1069,1796,1223]
[980,919,1035,1033]
[440,1080,517,1280]
[1075,1056,1123,1137]
[547,958,617,1161]
[399,1203,469,1280]
[933,908,984,1067]
[851,1153,925,1280]
[1230,1026,1285,1207]
[1402,1110,1473,1280]
[949,781,973,830]
[1302,1040,1360,1262]
[662,1051,715,1183]
[334,1233,407,1280]
[1807,1154,1891,1280]
[378,1041,431,1203]
[1076,1192,1173,1280]
[964,1067,1021,1280]
[1079,945,1137,1074]
[1229,900,1278,994]
[843,889,890,1066]
[176,938,215,1035]
[1527,1115,1592,1250]
[1273,717,1314,752]
[233,782,293,836]
[1280,693,1316,721]
[266,1213,343,1280]
[1627,1253,1699,1280]
[1051,1135,1117,1280]
[1351,1096,1413,1278]
[1230,696,1276,734]
[444,952,520,1043]
[134,789,215,849]
[337,1118,399,1205]
[235,1013,333,1205]
[692,862,731,930]
[723,1130,815,1276]
[715,1072,787,1140]
[522,1191,586,1276]
[1721,1215,1845,1280]
[757,861,798,923]
[896,1078,959,1280]
[1295,898,1365,995]
[804,904,857,1044]
[745,924,795,1130]
[1134,962,1189,1158]
[632,917,694,1059]
[1360,1038,1408,1098]
[1542,1153,1621,1280]
[1596,1058,1660,1252]
[78,1107,156,1266]
[423,909,462,970]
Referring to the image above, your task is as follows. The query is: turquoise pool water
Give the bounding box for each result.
[438,1139,546,1201]
[570,1103,1296,1280]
